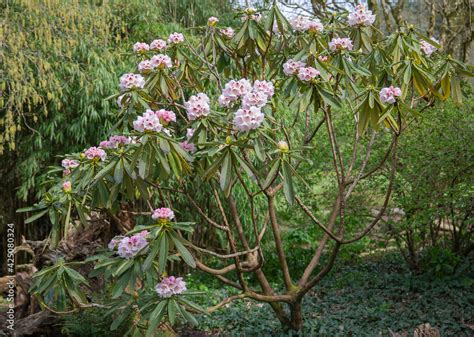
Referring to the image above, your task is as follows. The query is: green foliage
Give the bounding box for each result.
[195,253,474,336]
[388,98,474,269]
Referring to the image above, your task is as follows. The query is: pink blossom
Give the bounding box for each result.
[348,5,376,26]
[218,94,233,107]
[220,27,235,39]
[133,109,163,133]
[307,20,324,33]
[150,54,172,69]
[133,42,150,54]
[63,181,72,193]
[117,234,148,259]
[253,80,274,98]
[138,60,154,73]
[63,169,71,176]
[318,55,329,62]
[150,39,167,51]
[283,59,306,76]
[290,16,309,31]
[152,207,175,221]
[379,86,402,104]
[222,79,252,101]
[208,16,219,26]
[329,37,353,52]
[119,73,145,91]
[180,141,196,153]
[156,109,176,124]
[420,39,438,57]
[186,128,194,139]
[234,107,264,132]
[168,32,184,44]
[100,135,130,149]
[108,236,122,251]
[185,93,211,120]
[297,67,320,82]
[84,147,107,161]
[62,159,79,169]
[155,276,187,298]
[242,91,268,109]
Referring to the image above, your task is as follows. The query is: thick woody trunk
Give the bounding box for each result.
[271,301,304,332]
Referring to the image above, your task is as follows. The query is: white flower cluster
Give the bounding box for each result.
[119,73,145,91]
[290,16,324,33]
[348,5,376,27]
[217,79,274,132]
[184,93,211,120]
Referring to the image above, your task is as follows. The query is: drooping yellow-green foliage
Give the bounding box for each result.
[0,0,129,152]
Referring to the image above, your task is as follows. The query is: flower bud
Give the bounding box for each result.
[277,141,289,153]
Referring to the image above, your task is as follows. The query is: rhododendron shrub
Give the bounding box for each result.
[20,3,470,333]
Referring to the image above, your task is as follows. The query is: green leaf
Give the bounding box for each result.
[25,209,48,224]
[167,299,178,325]
[220,152,232,193]
[144,236,162,271]
[282,160,295,204]
[169,233,195,268]
[318,87,342,109]
[94,160,116,181]
[263,160,280,189]
[145,300,168,337]
[114,160,124,184]
[110,306,132,331]
[158,234,169,274]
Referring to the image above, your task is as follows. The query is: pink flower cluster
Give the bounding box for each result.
[329,37,354,52]
[220,27,235,39]
[297,67,320,82]
[208,16,219,26]
[119,73,145,91]
[290,16,324,33]
[63,181,72,193]
[180,141,196,153]
[84,147,107,161]
[152,207,175,221]
[109,230,149,259]
[62,158,79,169]
[180,128,196,153]
[155,276,187,298]
[168,32,184,44]
[150,39,167,51]
[348,5,376,27]
[138,60,154,73]
[218,79,252,107]
[242,91,268,109]
[151,54,173,69]
[283,59,306,76]
[185,93,211,120]
[318,55,329,62]
[133,109,165,133]
[234,107,264,132]
[253,80,275,98]
[420,39,438,57]
[379,86,402,104]
[99,135,130,149]
[156,109,176,125]
[133,42,150,54]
